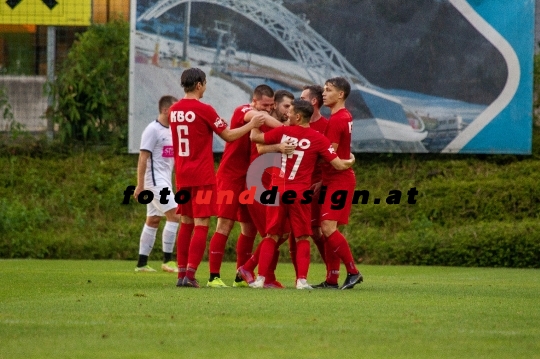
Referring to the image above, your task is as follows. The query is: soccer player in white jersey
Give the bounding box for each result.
[134,95,180,273]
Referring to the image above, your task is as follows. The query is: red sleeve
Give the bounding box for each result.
[263,126,285,144]
[318,135,338,163]
[202,104,228,135]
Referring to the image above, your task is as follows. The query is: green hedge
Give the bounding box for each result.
[1,146,540,267]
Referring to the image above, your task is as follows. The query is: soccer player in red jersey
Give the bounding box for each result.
[207,85,286,288]
[170,68,264,288]
[290,85,329,271]
[250,99,355,289]
[312,77,364,290]
[237,89,295,288]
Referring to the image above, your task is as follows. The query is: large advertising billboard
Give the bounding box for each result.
[129,0,535,154]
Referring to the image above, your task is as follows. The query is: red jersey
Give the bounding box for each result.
[322,108,354,183]
[264,125,338,191]
[216,104,253,181]
[309,116,328,184]
[169,98,227,188]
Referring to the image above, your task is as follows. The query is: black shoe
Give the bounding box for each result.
[176,278,185,287]
[340,272,363,290]
[311,281,339,289]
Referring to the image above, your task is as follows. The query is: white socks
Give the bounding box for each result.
[162,221,179,254]
[139,224,158,256]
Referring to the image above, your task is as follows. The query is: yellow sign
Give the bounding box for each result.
[0,0,91,26]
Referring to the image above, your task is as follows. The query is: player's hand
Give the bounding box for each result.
[134,185,144,200]
[251,114,265,128]
[279,142,295,155]
[350,153,356,164]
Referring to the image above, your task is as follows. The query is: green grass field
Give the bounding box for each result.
[1,260,539,359]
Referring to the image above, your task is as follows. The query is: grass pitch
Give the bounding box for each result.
[0,260,539,359]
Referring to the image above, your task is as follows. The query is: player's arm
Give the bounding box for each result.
[250,127,265,144]
[245,110,283,128]
[219,114,265,142]
[328,153,355,170]
[135,150,151,199]
[256,142,295,155]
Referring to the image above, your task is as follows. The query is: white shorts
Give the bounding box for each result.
[145,185,177,217]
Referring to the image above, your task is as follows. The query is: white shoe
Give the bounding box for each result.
[250,276,265,288]
[296,278,313,290]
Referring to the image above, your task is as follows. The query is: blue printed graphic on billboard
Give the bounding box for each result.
[129,0,535,154]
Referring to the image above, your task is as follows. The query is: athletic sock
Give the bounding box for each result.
[295,239,311,280]
[266,249,280,283]
[287,233,298,277]
[162,221,178,255]
[186,225,209,275]
[236,233,256,269]
[326,230,359,275]
[176,222,194,278]
[209,273,220,281]
[209,232,228,274]
[163,252,172,263]
[243,240,262,272]
[138,224,158,257]
[257,237,276,278]
[324,240,340,285]
[137,254,149,268]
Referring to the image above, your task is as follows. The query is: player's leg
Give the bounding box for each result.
[135,211,161,272]
[232,219,257,287]
[161,208,180,272]
[185,185,217,288]
[321,219,363,290]
[251,235,278,288]
[176,188,195,285]
[207,217,235,287]
[290,201,313,289]
[149,187,181,273]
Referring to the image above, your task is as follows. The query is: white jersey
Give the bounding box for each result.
[140,120,174,188]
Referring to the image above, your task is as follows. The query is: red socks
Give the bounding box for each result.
[186,225,209,279]
[208,232,228,274]
[295,239,310,280]
[236,233,256,269]
[176,222,194,279]
[257,237,276,278]
[324,241,341,285]
[287,233,298,277]
[326,230,358,276]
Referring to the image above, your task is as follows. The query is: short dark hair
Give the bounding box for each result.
[325,77,351,100]
[158,95,177,112]
[253,84,274,100]
[274,89,294,104]
[181,68,206,93]
[302,85,323,108]
[291,99,313,123]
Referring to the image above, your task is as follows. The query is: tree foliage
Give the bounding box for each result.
[49,19,129,146]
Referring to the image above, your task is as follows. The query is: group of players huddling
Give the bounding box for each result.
[134,67,363,290]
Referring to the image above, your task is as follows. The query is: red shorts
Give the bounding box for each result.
[175,184,217,219]
[266,199,310,238]
[216,176,252,223]
[320,177,356,225]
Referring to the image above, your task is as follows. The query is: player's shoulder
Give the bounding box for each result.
[142,119,159,133]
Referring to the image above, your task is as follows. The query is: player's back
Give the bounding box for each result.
[217,104,252,180]
[267,126,335,191]
[169,98,227,187]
